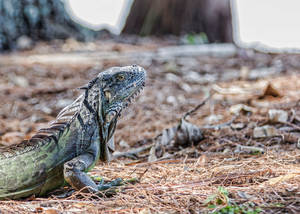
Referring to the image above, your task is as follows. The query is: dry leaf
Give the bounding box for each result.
[263,174,298,186]
[44,209,59,214]
[0,132,24,146]
[35,207,43,213]
[268,109,288,123]
[139,208,152,214]
[148,119,203,161]
[73,202,89,208]
[230,104,254,115]
[174,119,203,147]
[253,125,279,138]
[195,155,207,167]
[260,82,281,98]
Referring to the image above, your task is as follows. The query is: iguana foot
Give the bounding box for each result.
[97,178,123,191]
[96,178,139,196]
[55,189,76,198]
[124,177,139,185]
[91,175,103,182]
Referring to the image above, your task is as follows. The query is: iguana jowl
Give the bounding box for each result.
[0,65,146,199]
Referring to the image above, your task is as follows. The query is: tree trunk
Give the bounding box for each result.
[122,0,233,43]
[0,0,98,51]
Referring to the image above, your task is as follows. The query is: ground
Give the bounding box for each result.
[0,38,299,213]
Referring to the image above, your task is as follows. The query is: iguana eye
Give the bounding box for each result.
[116,74,125,81]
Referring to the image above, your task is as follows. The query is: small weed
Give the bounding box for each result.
[203,186,230,207]
[212,205,262,214]
[204,187,262,214]
[184,32,209,44]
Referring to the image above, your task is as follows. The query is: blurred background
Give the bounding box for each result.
[1,0,300,51]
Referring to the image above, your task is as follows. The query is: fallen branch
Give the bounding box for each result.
[201,115,238,130]
[113,144,154,160]
[279,121,300,132]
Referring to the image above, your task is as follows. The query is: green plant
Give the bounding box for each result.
[185,32,209,45]
[212,204,262,214]
[204,186,230,207]
[204,187,262,214]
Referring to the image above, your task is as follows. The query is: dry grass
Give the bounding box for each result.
[0,39,300,213]
[0,151,299,213]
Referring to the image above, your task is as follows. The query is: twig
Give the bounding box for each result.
[126,158,199,166]
[201,114,238,130]
[112,143,154,159]
[138,168,149,181]
[279,132,299,143]
[235,145,265,154]
[183,91,215,120]
[290,109,296,123]
[279,121,300,131]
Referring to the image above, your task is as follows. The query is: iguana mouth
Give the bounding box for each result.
[121,81,145,114]
[103,80,145,120]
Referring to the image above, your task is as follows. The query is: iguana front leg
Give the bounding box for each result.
[64,152,99,193]
[63,152,124,194]
[63,131,123,194]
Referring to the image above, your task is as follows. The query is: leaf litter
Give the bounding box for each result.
[0,38,299,213]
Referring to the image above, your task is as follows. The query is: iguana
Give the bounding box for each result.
[0,65,146,199]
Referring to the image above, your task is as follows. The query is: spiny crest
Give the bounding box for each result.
[78,76,99,90]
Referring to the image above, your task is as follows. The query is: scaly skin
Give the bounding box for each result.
[0,65,146,199]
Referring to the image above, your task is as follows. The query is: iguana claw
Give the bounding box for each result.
[96,177,139,196]
[98,178,123,191]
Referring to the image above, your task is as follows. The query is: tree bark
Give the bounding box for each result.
[122,0,233,43]
[0,0,98,51]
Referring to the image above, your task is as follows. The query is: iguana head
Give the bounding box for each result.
[84,65,146,161]
[99,65,146,117]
